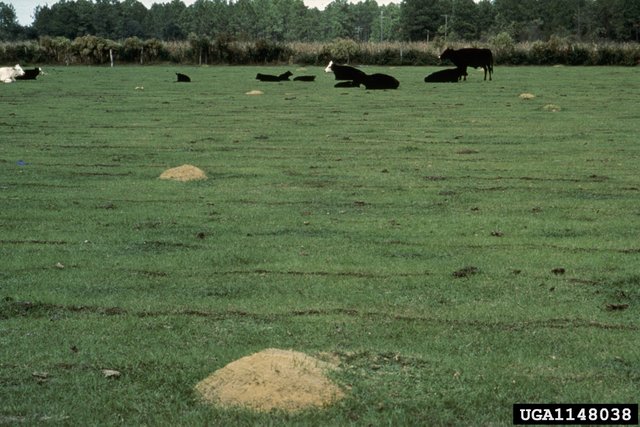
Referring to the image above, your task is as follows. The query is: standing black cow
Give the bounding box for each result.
[439,48,494,81]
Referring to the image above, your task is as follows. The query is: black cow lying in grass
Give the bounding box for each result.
[176,72,191,82]
[325,60,399,90]
[439,48,494,80]
[334,80,361,88]
[361,73,400,90]
[15,67,43,80]
[293,75,315,82]
[424,67,468,83]
[324,60,367,83]
[256,71,293,82]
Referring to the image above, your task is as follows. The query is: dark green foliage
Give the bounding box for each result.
[565,45,593,65]
[4,0,640,44]
[250,39,293,64]
[3,0,640,66]
[120,36,144,63]
[593,44,635,65]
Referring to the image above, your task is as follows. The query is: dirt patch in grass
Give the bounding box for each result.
[195,348,344,412]
[543,104,562,112]
[453,266,480,278]
[159,164,207,182]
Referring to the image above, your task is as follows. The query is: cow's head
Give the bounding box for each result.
[14,64,25,77]
[324,60,334,73]
[439,48,453,60]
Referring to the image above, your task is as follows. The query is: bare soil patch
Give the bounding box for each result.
[195,348,344,412]
[453,266,480,278]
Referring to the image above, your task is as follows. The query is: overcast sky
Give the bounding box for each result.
[10,0,400,26]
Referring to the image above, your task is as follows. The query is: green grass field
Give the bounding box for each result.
[1,65,638,425]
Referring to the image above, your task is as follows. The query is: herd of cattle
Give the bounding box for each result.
[3,48,493,89]
[255,48,493,89]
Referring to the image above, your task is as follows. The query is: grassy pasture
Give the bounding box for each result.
[1,65,639,425]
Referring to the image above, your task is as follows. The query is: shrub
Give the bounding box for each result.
[225,41,251,65]
[289,42,325,65]
[121,37,144,63]
[326,38,359,63]
[371,47,398,65]
[38,36,72,64]
[188,33,212,65]
[398,43,439,65]
[529,36,569,65]
[214,33,240,64]
[508,47,531,65]
[490,32,515,64]
[565,44,592,65]
[0,41,42,63]
[71,35,119,64]
[592,44,629,65]
[142,38,168,63]
[250,39,293,64]
[164,41,192,63]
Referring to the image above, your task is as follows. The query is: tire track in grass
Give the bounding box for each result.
[3,299,636,331]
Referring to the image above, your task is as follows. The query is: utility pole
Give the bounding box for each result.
[380,10,384,42]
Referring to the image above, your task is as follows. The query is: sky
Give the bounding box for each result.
[10,0,400,26]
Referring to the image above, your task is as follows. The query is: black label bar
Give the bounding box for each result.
[513,403,638,425]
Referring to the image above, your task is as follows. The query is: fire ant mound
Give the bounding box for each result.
[543,104,562,112]
[195,348,344,413]
[159,165,207,182]
[519,93,536,100]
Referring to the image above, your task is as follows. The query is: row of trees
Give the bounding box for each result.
[1,0,639,43]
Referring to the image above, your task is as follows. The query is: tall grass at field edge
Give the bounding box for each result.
[1,36,639,66]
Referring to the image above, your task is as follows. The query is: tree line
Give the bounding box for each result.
[1,0,639,44]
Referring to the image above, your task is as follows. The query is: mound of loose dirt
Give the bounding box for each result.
[195,348,344,412]
[159,165,207,182]
[519,93,536,100]
[245,90,264,96]
[543,104,561,112]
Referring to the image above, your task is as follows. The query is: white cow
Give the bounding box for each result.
[0,64,25,83]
